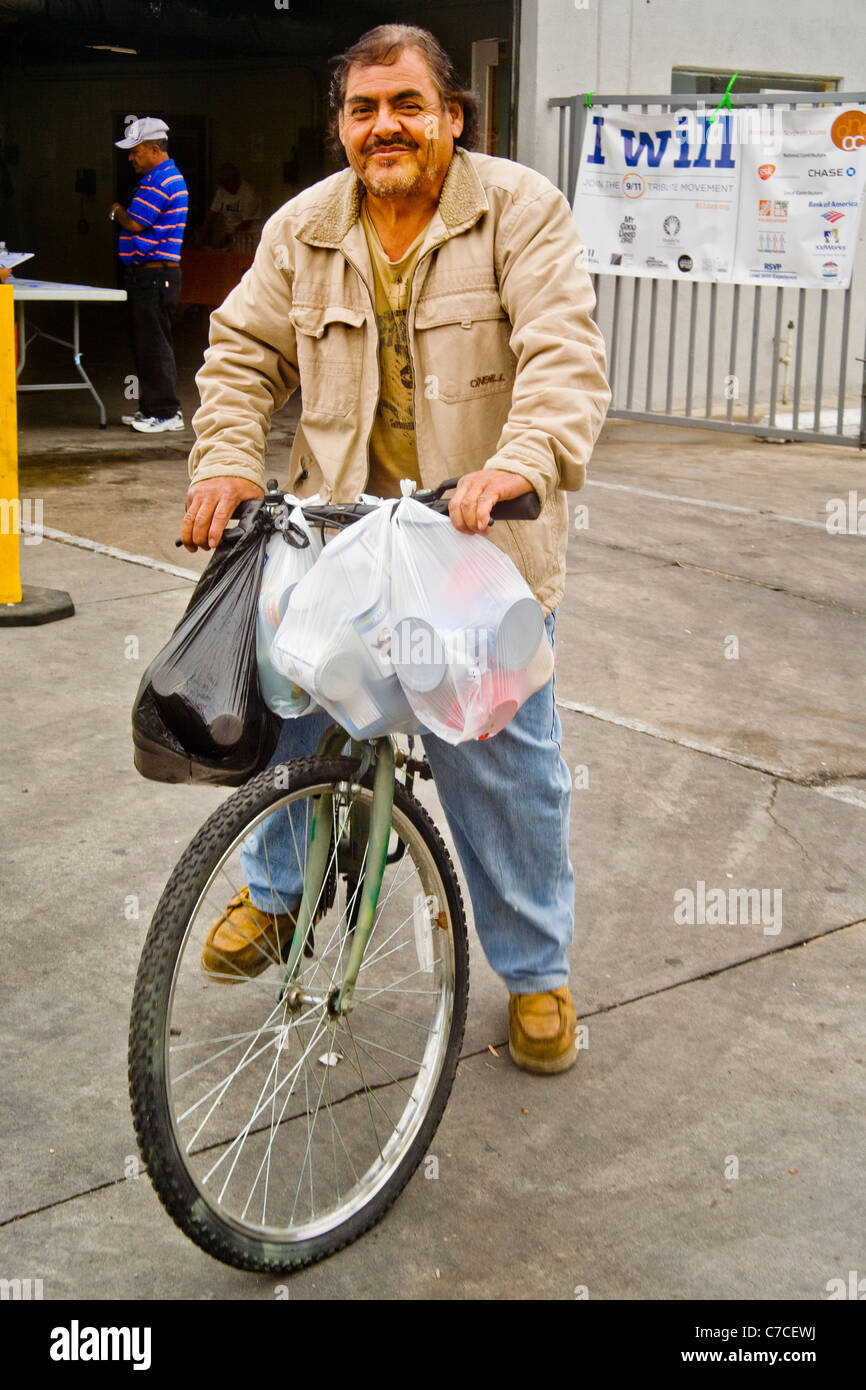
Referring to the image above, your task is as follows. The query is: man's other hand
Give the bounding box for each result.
[448,469,535,534]
[182,477,265,552]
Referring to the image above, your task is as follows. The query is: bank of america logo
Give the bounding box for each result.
[822,211,845,223]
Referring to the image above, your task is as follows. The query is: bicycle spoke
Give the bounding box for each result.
[203,1014,330,1191]
[345,1029,427,1073]
[138,770,464,1256]
[340,1016,388,1161]
[290,1027,336,1225]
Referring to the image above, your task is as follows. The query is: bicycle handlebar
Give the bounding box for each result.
[178,476,540,548]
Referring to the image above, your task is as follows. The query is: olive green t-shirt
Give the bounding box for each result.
[360,198,430,498]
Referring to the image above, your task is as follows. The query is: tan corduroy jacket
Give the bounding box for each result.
[189,147,611,614]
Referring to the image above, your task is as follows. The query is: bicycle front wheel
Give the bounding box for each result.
[128,755,469,1273]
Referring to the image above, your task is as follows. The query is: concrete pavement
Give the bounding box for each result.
[1,419,864,1299]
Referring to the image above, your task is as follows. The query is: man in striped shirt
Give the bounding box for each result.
[112,117,189,432]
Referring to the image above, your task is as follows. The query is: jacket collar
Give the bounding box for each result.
[294,146,488,250]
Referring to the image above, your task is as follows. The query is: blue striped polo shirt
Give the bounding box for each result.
[118,157,189,264]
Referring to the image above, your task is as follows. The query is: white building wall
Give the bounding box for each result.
[518,0,866,184]
[517,0,866,430]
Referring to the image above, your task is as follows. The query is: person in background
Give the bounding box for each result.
[112,116,189,433]
[196,163,262,250]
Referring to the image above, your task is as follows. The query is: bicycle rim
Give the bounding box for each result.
[132,760,467,1263]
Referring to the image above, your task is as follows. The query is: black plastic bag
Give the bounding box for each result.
[132,502,281,786]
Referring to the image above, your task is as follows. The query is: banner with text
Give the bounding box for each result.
[572,105,866,288]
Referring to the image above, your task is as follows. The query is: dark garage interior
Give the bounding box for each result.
[0,0,516,432]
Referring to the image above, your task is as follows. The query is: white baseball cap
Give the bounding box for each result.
[115,117,169,149]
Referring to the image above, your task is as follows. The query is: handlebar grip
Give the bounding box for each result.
[489,489,541,521]
[218,498,264,546]
[174,497,263,549]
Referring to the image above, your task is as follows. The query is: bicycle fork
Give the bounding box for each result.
[281,734,395,1016]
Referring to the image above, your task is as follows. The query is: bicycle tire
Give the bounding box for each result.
[128,754,469,1273]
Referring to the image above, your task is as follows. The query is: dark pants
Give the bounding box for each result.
[125,264,182,419]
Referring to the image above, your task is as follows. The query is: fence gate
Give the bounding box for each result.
[548,90,866,447]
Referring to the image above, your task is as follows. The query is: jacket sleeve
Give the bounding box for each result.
[187,215,300,488]
[486,183,611,503]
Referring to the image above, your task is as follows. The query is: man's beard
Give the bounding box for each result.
[356,146,437,199]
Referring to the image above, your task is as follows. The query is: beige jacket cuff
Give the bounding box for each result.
[188,457,267,489]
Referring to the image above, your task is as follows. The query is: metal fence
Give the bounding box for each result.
[548,91,866,447]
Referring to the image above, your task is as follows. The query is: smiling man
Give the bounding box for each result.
[184,25,610,1074]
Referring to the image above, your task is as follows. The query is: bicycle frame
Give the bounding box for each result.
[280,723,396,1016]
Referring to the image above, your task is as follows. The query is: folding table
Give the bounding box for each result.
[12,278,127,428]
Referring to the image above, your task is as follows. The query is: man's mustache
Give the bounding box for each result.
[366,142,417,153]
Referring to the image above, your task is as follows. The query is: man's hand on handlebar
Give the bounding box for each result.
[448,469,535,535]
[181,478,265,552]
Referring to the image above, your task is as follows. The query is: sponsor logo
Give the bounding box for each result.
[645,255,666,268]
[830,109,866,152]
[618,214,637,243]
[823,227,840,243]
[662,214,680,236]
[677,254,693,272]
[822,260,840,277]
[758,198,789,219]
[822,210,845,223]
[621,172,646,199]
[757,231,786,252]
[758,164,775,180]
[808,167,850,177]
[610,253,622,265]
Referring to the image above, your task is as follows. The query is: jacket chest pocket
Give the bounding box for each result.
[290,304,366,416]
[413,289,515,404]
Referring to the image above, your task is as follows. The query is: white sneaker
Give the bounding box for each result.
[121,410,147,426]
[131,412,185,433]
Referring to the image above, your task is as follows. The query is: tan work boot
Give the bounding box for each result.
[201,886,299,982]
[508,985,578,1074]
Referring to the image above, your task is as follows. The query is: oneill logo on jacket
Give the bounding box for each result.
[470,373,506,387]
[49,1320,152,1370]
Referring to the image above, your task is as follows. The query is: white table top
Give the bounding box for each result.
[9,279,127,302]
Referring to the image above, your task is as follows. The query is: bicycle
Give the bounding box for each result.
[128,478,540,1273]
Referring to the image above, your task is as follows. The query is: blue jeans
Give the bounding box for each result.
[241,613,574,994]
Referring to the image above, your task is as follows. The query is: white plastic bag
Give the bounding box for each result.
[271,503,421,741]
[256,506,323,718]
[387,497,554,743]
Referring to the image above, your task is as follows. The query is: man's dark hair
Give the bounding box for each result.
[327,23,480,162]
[148,139,169,152]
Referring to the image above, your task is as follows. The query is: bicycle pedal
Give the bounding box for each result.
[406,758,433,781]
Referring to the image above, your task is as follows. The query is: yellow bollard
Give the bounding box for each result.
[0,283,21,605]
[0,279,74,625]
